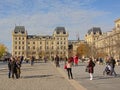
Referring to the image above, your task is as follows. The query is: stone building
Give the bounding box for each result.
[95,18,120,59]
[85,27,102,58]
[12,26,68,59]
[85,18,120,59]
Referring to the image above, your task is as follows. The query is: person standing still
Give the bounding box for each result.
[8,58,12,78]
[66,57,73,79]
[31,56,35,66]
[87,58,95,80]
[55,55,60,67]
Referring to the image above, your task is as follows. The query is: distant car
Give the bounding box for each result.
[116,60,120,66]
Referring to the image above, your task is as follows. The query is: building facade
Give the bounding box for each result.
[85,19,120,59]
[12,26,69,59]
[85,27,102,58]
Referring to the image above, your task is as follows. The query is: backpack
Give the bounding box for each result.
[92,62,95,67]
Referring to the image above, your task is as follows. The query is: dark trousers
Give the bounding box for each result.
[67,68,73,79]
[12,70,18,79]
[8,70,11,78]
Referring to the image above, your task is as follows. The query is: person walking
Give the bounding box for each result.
[66,57,73,79]
[87,58,95,80]
[74,55,79,66]
[110,57,117,77]
[55,55,60,67]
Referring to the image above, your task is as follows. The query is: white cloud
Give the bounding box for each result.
[0,0,113,52]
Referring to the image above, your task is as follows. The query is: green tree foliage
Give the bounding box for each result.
[0,43,6,58]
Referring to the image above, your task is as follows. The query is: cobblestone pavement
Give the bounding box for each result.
[0,61,84,90]
[59,61,120,90]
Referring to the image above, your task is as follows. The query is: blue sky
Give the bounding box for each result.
[0,0,120,52]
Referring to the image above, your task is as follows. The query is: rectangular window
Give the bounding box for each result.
[33,46,35,49]
[28,42,30,44]
[40,46,42,49]
[15,37,17,40]
[15,41,17,44]
[15,52,17,55]
[33,42,35,44]
[52,46,54,49]
[28,46,30,49]
[15,46,17,49]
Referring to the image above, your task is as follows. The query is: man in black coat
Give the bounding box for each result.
[110,57,117,77]
[8,58,12,78]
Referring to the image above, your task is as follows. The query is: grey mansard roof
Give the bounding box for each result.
[54,27,66,34]
[14,26,25,33]
[88,27,102,35]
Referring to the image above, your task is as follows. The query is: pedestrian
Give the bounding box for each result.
[66,57,73,79]
[87,58,95,80]
[11,57,18,79]
[55,55,60,67]
[44,56,47,63]
[110,57,117,77]
[8,58,12,78]
[74,55,79,66]
[16,58,21,78]
[31,56,35,66]
[20,56,24,65]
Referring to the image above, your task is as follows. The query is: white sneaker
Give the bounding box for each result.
[90,78,93,80]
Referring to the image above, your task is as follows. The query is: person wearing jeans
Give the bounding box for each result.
[66,57,73,79]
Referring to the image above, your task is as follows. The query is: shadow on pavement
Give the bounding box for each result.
[23,74,53,79]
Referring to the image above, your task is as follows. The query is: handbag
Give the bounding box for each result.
[85,67,89,72]
[64,65,67,69]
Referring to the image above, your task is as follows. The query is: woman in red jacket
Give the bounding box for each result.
[87,58,95,80]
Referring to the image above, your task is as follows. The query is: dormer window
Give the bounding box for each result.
[63,32,66,34]
[56,32,59,34]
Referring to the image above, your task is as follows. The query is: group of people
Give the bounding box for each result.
[8,56,23,79]
[62,55,117,80]
[103,57,117,76]
[7,54,117,80]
